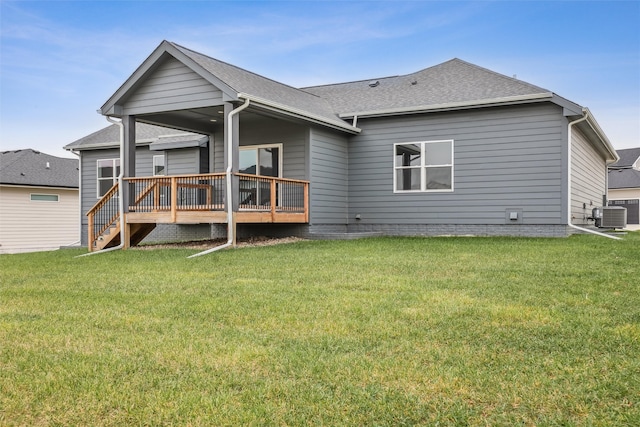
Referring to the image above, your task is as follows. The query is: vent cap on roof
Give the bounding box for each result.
[368,80,379,87]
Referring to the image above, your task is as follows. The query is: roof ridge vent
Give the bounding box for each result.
[368,80,380,88]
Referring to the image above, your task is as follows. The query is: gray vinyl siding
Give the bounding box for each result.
[166,148,200,175]
[348,103,566,226]
[571,126,607,225]
[122,57,223,116]
[309,127,349,225]
[212,116,308,180]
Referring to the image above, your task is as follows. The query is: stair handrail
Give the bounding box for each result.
[87,182,120,251]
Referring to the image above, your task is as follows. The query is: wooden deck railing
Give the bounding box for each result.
[124,173,308,221]
[125,173,226,216]
[237,173,309,217]
[86,182,120,251]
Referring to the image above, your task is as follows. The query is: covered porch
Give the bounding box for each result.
[84,40,356,252]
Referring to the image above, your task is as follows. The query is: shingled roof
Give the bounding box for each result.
[609,147,640,169]
[0,149,78,188]
[608,147,640,190]
[65,122,194,151]
[609,168,640,189]
[171,42,341,124]
[303,58,552,117]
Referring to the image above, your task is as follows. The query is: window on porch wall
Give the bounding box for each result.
[97,158,120,198]
[239,144,282,207]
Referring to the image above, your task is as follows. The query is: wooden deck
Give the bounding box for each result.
[87,173,309,251]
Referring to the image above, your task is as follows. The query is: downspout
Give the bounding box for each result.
[189,98,251,258]
[567,110,621,240]
[69,148,82,248]
[77,116,126,257]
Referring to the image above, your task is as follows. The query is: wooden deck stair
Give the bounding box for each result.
[95,221,156,251]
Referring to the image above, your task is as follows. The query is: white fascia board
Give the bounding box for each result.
[237,93,361,134]
[338,92,555,119]
[65,140,154,151]
[0,183,79,190]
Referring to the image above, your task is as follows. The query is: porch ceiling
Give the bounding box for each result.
[136,106,224,135]
[136,105,308,136]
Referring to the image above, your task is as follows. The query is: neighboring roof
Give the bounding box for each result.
[609,147,640,169]
[0,149,78,188]
[303,58,554,118]
[608,168,640,189]
[64,123,195,151]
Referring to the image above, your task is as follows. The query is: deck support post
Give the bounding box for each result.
[122,214,131,249]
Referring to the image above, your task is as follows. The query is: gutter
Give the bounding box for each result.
[567,109,621,240]
[69,148,82,249]
[76,116,127,256]
[237,92,361,134]
[339,93,554,119]
[188,98,251,258]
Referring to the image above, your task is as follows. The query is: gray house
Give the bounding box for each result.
[64,40,618,251]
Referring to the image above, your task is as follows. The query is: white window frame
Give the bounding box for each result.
[96,158,120,198]
[30,193,59,202]
[393,140,454,193]
[239,143,283,178]
[153,155,166,176]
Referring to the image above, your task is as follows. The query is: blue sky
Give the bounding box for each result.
[1,0,639,158]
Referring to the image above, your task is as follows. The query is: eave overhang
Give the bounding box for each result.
[238,93,361,134]
[0,183,79,190]
[338,92,555,119]
[64,139,155,152]
[583,108,619,164]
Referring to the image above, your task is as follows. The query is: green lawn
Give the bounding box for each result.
[1,234,638,426]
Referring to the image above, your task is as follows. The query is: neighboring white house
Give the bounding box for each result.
[608,147,640,231]
[0,149,79,254]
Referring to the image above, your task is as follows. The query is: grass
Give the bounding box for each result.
[1,233,639,426]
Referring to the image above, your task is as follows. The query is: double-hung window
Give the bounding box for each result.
[97,159,120,197]
[394,140,454,192]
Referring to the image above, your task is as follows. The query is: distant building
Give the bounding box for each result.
[0,149,79,253]
[608,147,640,230]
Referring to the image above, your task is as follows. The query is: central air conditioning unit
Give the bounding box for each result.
[591,206,627,229]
